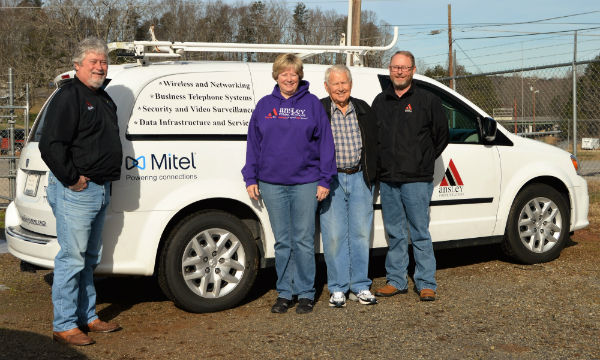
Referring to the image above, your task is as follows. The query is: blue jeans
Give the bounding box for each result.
[259,181,318,301]
[46,172,110,332]
[319,171,373,294]
[380,181,437,292]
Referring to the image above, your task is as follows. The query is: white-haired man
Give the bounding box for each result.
[319,65,378,308]
[40,37,123,345]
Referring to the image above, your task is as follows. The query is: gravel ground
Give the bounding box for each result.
[0,228,598,360]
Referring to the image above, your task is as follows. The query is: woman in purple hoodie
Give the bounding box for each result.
[242,53,336,314]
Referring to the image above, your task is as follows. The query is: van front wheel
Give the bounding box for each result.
[502,184,569,264]
[158,210,258,313]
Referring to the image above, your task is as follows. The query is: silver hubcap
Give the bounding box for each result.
[181,228,246,298]
[518,196,562,253]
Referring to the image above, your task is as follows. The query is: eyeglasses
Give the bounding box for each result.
[389,65,413,72]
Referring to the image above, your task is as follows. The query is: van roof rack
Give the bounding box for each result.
[108,26,398,66]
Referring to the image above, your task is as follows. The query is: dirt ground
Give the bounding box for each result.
[1,227,599,360]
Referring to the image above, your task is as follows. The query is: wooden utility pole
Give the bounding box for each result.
[347,0,361,66]
[448,4,453,89]
[351,0,361,46]
[346,0,352,65]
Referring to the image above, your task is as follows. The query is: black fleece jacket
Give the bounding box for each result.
[39,76,122,186]
[372,83,449,183]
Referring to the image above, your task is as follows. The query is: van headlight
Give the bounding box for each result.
[570,154,580,174]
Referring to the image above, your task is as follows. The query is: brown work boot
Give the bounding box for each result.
[374,284,408,297]
[53,328,95,346]
[84,319,122,333]
[419,288,436,301]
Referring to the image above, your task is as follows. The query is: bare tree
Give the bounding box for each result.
[0,0,393,108]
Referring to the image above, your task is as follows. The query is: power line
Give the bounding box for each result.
[420,33,573,60]
[455,26,600,40]
[453,41,483,73]
[457,10,600,29]
[472,48,600,68]
[459,38,598,61]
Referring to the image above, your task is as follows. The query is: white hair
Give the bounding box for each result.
[72,37,109,65]
[324,64,352,85]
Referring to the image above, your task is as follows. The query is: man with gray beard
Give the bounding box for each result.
[372,51,449,302]
[40,38,123,346]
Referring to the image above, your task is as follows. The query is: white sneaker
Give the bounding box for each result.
[329,291,346,308]
[349,290,378,305]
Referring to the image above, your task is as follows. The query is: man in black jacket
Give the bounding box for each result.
[319,65,378,308]
[372,51,449,302]
[39,38,123,346]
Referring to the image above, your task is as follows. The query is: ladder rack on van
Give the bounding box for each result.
[108,26,398,66]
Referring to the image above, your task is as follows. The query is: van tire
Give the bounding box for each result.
[158,210,258,313]
[502,184,569,264]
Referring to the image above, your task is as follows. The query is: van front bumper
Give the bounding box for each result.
[571,181,589,231]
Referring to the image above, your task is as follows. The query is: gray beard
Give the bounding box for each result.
[88,76,106,90]
[393,79,411,91]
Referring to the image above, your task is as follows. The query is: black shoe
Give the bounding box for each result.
[296,298,314,314]
[271,297,293,313]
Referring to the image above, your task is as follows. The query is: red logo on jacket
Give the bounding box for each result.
[265,108,278,119]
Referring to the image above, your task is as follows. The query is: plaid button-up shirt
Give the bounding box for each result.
[330,101,362,169]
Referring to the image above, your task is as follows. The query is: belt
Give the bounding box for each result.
[337,165,360,174]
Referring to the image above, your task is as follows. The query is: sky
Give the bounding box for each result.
[223,0,600,74]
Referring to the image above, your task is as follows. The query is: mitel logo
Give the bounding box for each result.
[126,153,197,170]
[439,159,464,195]
[126,155,146,170]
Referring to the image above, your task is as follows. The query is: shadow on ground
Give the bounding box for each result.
[0,329,89,360]
[33,236,579,313]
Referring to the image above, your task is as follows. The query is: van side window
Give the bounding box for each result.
[377,75,481,144]
[414,81,481,144]
[441,100,480,144]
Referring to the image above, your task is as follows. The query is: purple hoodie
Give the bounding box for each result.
[242,80,336,189]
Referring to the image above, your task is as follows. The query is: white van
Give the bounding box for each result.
[5,40,589,313]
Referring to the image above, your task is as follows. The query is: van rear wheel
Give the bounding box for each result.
[502,184,569,264]
[158,210,258,313]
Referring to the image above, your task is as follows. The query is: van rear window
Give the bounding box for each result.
[128,72,256,136]
[30,88,63,143]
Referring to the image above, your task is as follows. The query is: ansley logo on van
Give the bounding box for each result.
[125,153,197,171]
[438,159,464,197]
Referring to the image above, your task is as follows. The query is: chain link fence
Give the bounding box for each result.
[436,59,600,202]
[1,68,29,209]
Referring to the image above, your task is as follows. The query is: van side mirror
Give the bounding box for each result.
[479,117,497,143]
